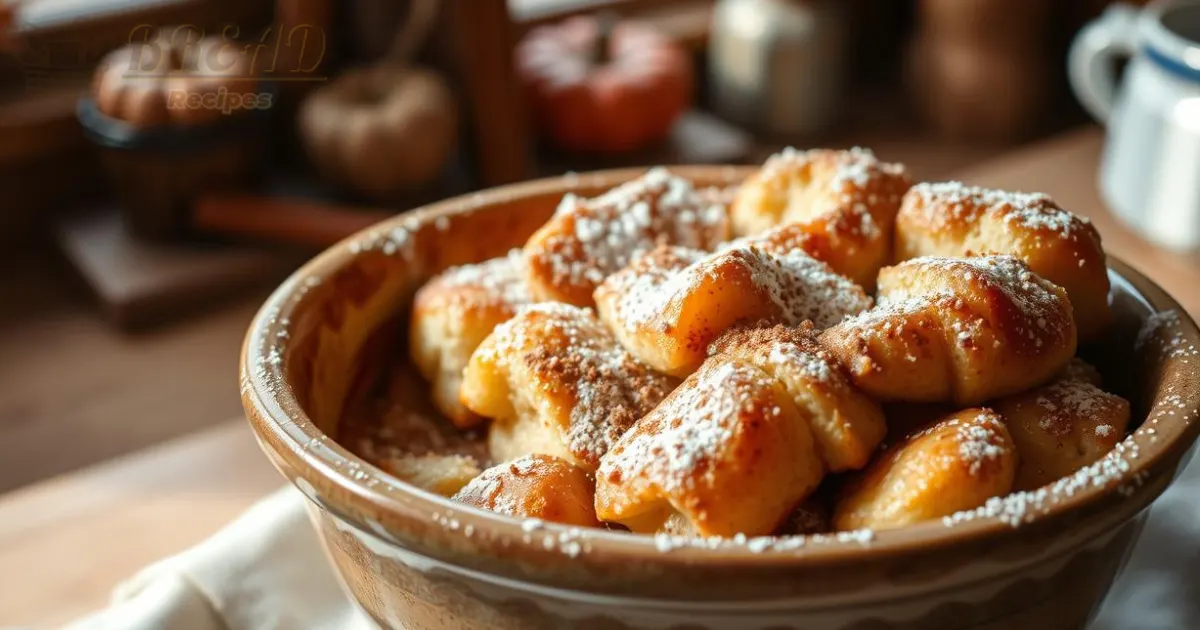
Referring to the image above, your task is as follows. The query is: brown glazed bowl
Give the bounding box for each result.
[241,167,1200,630]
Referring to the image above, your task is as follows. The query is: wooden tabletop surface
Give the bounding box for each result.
[0,422,280,628]
[2,126,1199,629]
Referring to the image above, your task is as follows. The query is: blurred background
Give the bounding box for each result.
[0,0,1147,492]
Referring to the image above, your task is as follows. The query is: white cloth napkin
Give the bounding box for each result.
[60,487,372,630]
[54,454,1200,630]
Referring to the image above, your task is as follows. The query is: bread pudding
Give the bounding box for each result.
[339,149,1132,540]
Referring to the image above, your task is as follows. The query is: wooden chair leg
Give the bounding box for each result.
[446,0,532,187]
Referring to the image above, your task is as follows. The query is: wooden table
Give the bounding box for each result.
[3,126,1199,629]
[0,422,281,628]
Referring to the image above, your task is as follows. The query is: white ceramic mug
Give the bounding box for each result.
[1070,0,1200,250]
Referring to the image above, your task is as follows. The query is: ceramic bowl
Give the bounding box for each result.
[241,167,1200,630]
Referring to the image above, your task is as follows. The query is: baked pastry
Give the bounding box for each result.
[709,324,886,471]
[894,182,1110,342]
[379,453,482,497]
[730,214,884,291]
[410,251,532,427]
[820,255,1077,405]
[524,168,730,306]
[452,454,600,527]
[993,361,1130,491]
[460,303,677,471]
[595,243,872,376]
[595,356,824,536]
[729,148,912,287]
[833,408,1017,530]
[1056,356,1103,386]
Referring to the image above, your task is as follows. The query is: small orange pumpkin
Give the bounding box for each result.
[516,14,693,154]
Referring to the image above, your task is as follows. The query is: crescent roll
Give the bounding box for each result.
[708,324,886,471]
[594,356,824,537]
[410,250,533,427]
[819,255,1077,405]
[452,454,600,527]
[895,182,1110,342]
[379,453,483,497]
[833,408,1017,531]
[460,303,677,471]
[524,168,730,306]
[730,148,912,287]
[993,361,1130,491]
[594,243,872,377]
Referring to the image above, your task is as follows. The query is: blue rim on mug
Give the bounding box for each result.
[1143,1,1200,82]
[1144,44,1200,80]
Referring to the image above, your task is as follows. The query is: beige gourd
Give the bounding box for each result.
[297,0,457,199]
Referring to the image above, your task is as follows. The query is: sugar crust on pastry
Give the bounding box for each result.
[594,356,824,537]
[819,255,1077,405]
[833,408,1017,530]
[595,243,871,377]
[524,168,730,306]
[460,303,677,471]
[895,182,1110,342]
[452,454,600,527]
[709,324,886,471]
[410,250,532,427]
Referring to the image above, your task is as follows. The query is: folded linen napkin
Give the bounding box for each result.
[60,487,371,630]
[55,454,1200,630]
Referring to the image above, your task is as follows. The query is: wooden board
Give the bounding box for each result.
[55,208,301,330]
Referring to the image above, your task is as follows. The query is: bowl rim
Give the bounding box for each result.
[241,166,1200,569]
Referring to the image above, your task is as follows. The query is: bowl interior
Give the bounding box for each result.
[241,167,1200,594]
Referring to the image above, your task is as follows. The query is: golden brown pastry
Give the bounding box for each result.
[410,251,532,427]
[833,408,1017,530]
[594,356,824,537]
[452,454,600,527]
[709,324,885,471]
[1057,356,1103,387]
[524,168,730,306]
[729,148,912,287]
[894,182,1110,342]
[731,210,887,290]
[379,453,482,497]
[819,255,1077,405]
[460,303,677,471]
[595,243,872,377]
[993,361,1130,491]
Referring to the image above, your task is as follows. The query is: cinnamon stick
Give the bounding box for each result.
[192,193,392,248]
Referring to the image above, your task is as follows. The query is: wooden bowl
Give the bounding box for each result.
[241,167,1200,630]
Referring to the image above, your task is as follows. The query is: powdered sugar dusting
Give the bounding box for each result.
[419,249,532,312]
[601,360,750,490]
[761,147,909,210]
[527,168,730,300]
[954,412,1010,476]
[479,303,676,467]
[910,181,1090,238]
[1137,310,1200,363]
[742,246,873,327]
[942,437,1145,528]
[843,255,1073,355]
[603,243,871,335]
